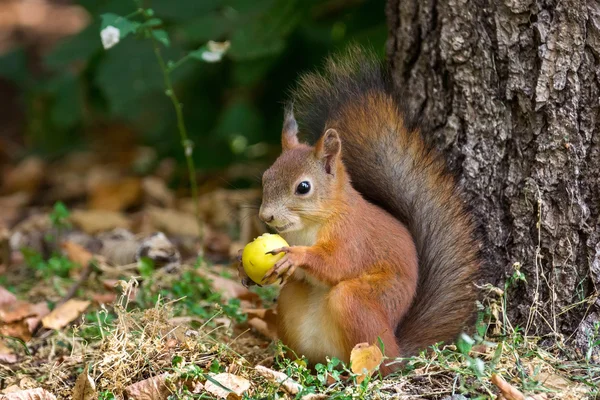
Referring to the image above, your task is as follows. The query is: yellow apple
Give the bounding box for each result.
[242,233,289,284]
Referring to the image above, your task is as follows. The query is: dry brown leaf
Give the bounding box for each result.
[142,177,174,207]
[255,365,302,395]
[41,299,90,330]
[199,272,259,303]
[24,302,50,332]
[97,229,139,266]
[0,320,31,341]
[350,342,383,384]
[244,309,277,340]
[300,395,329,400]
[70,210,130,234]
[491,373,525,400]
[144,207,200,237]
[88,177,142,211]
[0,340,17,363]
[0,286,16,307]
[91,293,117,305]
[3,156,45,194]
[204,373,250,400]
[0,300,41,323]
[124,373,171,400]
[0,387,57,400]
[61,241,93,266]
[533,372,570,391]
[71,369,96,400]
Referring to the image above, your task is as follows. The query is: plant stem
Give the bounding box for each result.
[167,54,191,73]
[148,34,203,238]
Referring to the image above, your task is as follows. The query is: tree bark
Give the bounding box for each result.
[386,0,599,353]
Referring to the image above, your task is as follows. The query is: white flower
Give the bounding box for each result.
[201,51,223,63]
[201,40,231,63]
[101,26,120,50]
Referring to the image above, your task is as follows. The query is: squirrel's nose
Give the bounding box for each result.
[259,208,275,223]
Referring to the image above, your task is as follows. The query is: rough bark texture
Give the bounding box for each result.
[386,0,599,353]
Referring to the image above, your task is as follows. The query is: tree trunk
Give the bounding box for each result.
[386,0,599,352]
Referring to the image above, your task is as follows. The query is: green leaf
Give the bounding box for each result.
[151,29,170,47]
[100,13,140,39]
[457,333,474,355]
[0,48,28,87]
[172,355,183,367]
[179,12,232,42]
[45,23,102,70]
[46,73,83,130]
[138,257,155,278]
[150,0,223,21]
[142,18,163,28]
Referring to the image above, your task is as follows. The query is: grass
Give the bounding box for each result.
[1,208,598,398]
[2,259,598,399]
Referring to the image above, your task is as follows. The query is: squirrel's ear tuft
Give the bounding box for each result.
[281,107,299,150]
[315,128,341,175]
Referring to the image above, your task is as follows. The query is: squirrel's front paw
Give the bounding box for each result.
[263,247,303,284]
[235,249,257,288]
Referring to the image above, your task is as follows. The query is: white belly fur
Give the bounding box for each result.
[280,283,346,362]
[280,225,345,362]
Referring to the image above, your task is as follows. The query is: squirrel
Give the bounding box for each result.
[238,46,479,375]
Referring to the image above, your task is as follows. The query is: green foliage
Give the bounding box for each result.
[21,248,75,279]
[49,201,72,231]
[98,391,116,400]
[0,0,386,168]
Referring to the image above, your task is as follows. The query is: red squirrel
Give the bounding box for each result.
[238,46,479,375]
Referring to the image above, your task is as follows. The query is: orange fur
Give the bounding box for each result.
[256,46,479,374]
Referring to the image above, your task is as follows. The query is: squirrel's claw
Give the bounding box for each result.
[266,247,290,256]
[263,253,297,284]
[236,255,257,287]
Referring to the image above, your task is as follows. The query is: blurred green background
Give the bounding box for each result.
[0,0,387,175]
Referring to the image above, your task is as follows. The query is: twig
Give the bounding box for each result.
[55,261,94,309]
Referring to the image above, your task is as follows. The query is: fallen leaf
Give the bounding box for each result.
[350,342,383,383]
[244,309,277,340]
[204,231,231,257]
[70,210,130,234]
[142,177,174,207]
[255,365,302,395]
[24,302,50,332]
[0,340,17,363]
[204,373,250,400]
[144,207,200,237]
[3,156,45,194]
[124,373,171,400]
[0,320,31,341]
[533,372,570,391]
[71,369,96,400]
[199,272,259,303]
[97,229,139,266]
[0,387,57,399]
[41,299,90,330]
[91,293,117,305]
[61,241,93,266]
[0,286,16,307]
[0,300,44,323]
[88,177,142,211]
[300,395,329,400]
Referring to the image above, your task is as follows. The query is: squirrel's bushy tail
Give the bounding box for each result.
[291,46,479,355]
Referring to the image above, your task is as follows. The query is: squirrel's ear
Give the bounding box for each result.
[281,107,299,150]
[315,128,341,175]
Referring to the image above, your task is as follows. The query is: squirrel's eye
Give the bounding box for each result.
[295,181,311,195]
